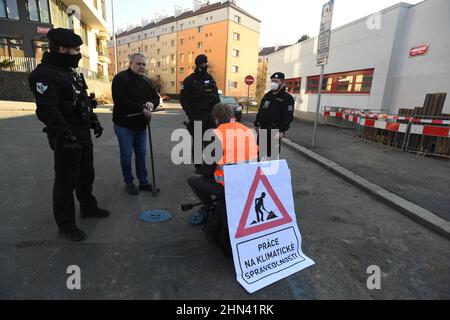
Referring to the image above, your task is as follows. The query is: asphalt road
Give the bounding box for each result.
[0,105,449,299]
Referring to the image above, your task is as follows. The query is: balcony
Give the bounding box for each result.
[98,54,111,64]
[98,30,109,41]
[97,49,111,64]
[59,0,108,30]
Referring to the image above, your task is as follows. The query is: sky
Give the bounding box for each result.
[107,0,423,47]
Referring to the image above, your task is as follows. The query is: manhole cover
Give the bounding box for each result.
[139,210,172,223]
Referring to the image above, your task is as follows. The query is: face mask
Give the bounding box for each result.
[271,82,280,91]
[197,65,208,74]
[57,52,82,68]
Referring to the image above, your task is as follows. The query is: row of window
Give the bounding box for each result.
[282,69,374,95]
[0,37,48,59]
[0,0,50,23]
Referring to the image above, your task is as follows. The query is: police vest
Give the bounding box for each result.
[214,121,259,186]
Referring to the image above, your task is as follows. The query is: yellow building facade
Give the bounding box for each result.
[110,1,260,97]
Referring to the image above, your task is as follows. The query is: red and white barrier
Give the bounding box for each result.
[359,119,408,133]
[410,125,450,137]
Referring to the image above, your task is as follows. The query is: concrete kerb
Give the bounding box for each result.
[243,120,450,240]
[283,137,450,240]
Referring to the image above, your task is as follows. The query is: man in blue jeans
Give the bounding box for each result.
[112,53,160,195]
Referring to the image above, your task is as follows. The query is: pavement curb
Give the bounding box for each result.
[281,138,450,240]
[242,119,450,240]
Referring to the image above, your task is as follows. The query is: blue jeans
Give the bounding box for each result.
[114,124,149,186]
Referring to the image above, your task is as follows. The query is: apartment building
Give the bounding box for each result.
[0,0,110,77]
[110,0,260,96]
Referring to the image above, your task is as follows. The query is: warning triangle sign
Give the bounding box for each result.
[235,167,293,239]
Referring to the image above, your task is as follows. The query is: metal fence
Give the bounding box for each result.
[0,56,109,82]
[322,107,450,158]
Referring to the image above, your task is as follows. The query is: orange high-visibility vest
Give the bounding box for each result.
[214,121,259,186]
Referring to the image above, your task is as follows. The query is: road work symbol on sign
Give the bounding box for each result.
[224,160,315,293]
[235,166,293,239]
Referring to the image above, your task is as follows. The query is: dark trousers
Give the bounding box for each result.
[188,117,214,169]
[187,174,224,205]
[257,128,281,160]
[50,137,97,231]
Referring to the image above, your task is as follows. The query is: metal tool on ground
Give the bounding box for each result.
[127,107,162,196]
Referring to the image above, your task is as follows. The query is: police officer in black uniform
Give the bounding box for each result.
[28,28,110,242]
[180,54,220,168]
[254,72,295,159]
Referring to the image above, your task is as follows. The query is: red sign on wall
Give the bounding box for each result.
[37,27,51,34]
[409,44,430,57]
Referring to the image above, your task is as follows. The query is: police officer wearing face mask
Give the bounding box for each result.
[180,54,220,168]
[254,72,295,159]
[28,28,110,242]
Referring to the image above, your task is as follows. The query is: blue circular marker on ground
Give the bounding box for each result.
[139,210,172,223]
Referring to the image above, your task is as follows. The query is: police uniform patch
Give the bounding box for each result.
[288,105,294,112]
[263,101,270,109]
[36,82,48,94]
[181,84,184,90]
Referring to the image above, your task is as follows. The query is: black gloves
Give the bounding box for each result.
[91,120,104,138]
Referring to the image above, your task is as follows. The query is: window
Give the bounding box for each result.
[233,32,240,41]
[180,38,184,45]
[171,40,175,47]
[234,15,241,24]
[171,54,175,61]
[306,69,374,94]
[180,67,185,74]
[157,61,161,68]
[180,52,184,62]
[171,81,175,87]
[171,68,175,74]
[171,26,175,32]
[286,77,301,94]
[197,42,203,49]
[157,49,160,55]
[0,37,24,57]
[198,26,203,33]
[228,80,238,89]
[306,76,333,93]
[33,38,48,60]
[0,0,19,19]
[231,65,239,73]
[232,49,239,57]
[180,23,184,30]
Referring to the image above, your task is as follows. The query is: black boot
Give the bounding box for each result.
[80,206,110,219]
[59,228,87,242]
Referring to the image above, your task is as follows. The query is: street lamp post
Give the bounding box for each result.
[111,0,118,75]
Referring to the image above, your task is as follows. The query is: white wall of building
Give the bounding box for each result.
[388,0,450,113]
[267,0,450,117]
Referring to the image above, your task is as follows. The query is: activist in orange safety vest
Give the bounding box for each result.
[187,103,258,225]
[213,117,259,186]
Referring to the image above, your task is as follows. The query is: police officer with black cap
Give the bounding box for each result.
[28,28,110,242]
[180,54,220,168]
[254,72,295,159]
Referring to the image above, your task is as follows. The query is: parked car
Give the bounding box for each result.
[219,94,242,121]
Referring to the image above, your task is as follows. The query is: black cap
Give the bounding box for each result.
[47,28,83,47]
[270,72,285,80]
[195,54,208,66]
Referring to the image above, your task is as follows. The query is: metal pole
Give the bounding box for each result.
[111,0,118,75]
[247,84,250,115]
[312,64,325,147]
